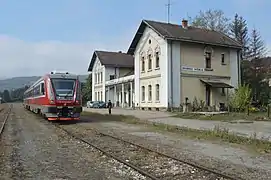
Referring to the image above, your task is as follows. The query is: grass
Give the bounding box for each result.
[173,112,271,122]
[82,111,271,153]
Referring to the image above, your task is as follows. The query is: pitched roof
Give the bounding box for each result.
[127,20,242,55]
[87,50,134,72]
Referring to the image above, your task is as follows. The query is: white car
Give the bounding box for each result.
[86,101,95,108]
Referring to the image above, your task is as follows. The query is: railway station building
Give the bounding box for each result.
[87,19,242,111]
[88,51,135,108]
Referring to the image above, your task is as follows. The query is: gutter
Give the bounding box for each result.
[237,49,241,85]
[165,37,242,50]
[169,40,173,110]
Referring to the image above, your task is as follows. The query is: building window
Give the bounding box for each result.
[155,84,160,101]
[101,91,103,100]
[97,92,99,101]
[97,73,100,83]
[141,86,145,102]
[205,52,211,69]
[155,52,160,68]
[95,74,97,84]
[100,72,103,83]
[148,85,152,101]
[148,54,152,70]
[109,75,115,80]
[141,57,145,72]
[149,39,151,44]
[221,88,225,96]
[221,54,225,64]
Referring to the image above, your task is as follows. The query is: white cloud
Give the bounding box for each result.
[0,34,132,79]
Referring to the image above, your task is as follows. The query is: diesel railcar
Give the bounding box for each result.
[23,71,82,120]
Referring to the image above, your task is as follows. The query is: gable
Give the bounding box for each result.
[87,51,99,72]
[136,28,163,55]
[92,56,102,71]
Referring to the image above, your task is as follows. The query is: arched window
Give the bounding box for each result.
[141,86,145,102]
[148,54,152,70]
[140,51,145,72]
[155,84,160,101]
[141,56,145,72]
[155,46,161,69]
[148,85,152,101]
[147,48,153,70]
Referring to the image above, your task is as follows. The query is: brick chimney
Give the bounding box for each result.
[182,19,188,29]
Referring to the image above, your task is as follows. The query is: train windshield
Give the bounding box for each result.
[51,79,75,97]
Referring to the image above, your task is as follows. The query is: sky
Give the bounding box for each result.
[0,0,270,79]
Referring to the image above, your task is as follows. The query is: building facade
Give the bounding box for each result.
[87,51,134,108]
[88,19,242,111]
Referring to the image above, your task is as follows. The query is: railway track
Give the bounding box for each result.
[55,124,243,180]
[0,104,12,137]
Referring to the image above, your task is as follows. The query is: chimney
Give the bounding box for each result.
[182,19,188,29]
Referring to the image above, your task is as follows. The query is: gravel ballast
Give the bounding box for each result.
[0,103,147,180]
[61,116,271,180]
[61,125,231,180]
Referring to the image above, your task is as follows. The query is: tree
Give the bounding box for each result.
[189,9,230,34]
[248,28,267,59]
[242,58,270,104]
[229,14,250,85]
[81,74,92,104]
[229,13,250,60]
[2,90,11,103]
[10,86,28,101]
[242,28,269,102]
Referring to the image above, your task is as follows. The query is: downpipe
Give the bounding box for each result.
[170,40,173,112]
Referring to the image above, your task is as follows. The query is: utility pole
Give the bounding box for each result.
[166,0,172,23]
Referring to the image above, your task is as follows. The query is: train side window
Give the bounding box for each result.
[41,83,45,95]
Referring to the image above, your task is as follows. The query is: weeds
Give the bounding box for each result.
[173,112,271,122]
[82,111,271,153]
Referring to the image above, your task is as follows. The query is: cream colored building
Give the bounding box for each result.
[127,19,241,111]
[88,19,242,111]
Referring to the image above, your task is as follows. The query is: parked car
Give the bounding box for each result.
[86,101,96,108]
[93,101,107,108]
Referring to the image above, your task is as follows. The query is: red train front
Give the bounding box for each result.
[23,71,82,121]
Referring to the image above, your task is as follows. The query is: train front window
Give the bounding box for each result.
[51,79,75,97]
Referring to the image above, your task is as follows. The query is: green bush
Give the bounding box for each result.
[191,97,207,112]
[229,84,252,112]
[249,107,260,113]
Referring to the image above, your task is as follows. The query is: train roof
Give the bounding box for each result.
[24,71,79,94]
[46,72,79,79]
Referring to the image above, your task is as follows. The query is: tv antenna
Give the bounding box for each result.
[166,0,173,23]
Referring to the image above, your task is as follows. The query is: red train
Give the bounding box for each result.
[23,71,82,121]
